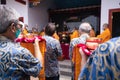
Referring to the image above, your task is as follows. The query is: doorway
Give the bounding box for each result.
[112,12,120,37]
[109,8,120,38]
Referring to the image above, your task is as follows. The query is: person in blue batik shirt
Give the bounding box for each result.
[78,37,120,80]
[0,5,43,80]
[42,23,63,80]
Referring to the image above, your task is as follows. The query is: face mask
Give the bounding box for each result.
[15,29,21,38]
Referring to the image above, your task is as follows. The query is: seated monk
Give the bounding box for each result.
[97,23,111,43]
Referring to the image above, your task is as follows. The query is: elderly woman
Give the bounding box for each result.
[0,5,43,79]
[69,22,92,80]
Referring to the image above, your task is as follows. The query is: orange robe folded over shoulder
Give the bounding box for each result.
[97,28,111,43]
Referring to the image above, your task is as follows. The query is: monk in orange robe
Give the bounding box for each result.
[39,31,45,36]
[70,27,79,40]
[97,23,111,43]
[22,25,28,35]
[39,28,45,36]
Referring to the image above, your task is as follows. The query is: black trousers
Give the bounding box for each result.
[45,75,59,80]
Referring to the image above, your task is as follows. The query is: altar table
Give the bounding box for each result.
[60,43,70,59]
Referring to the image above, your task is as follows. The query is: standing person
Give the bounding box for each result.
[69,22,92,59]
[0,5,43,80]
[69,22,92,80]
[97,23,111,43]
[42,23,63,80]
[70,27,79,41]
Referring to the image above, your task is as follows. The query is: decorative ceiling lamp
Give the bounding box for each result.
[29,0,40,6]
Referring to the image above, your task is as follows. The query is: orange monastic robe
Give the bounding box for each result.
[72,45,82,80]
[97,28,111,43]
[22,29,28,35]
[70,30,79,40]
[53,32,60,40]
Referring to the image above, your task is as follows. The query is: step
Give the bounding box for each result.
[59,64,71,70]
[60,68,72,76]
[58,60,72,66]
[59,60,72,76]
[60,75,71,80]
[59,67,72,73]
[60,70,72,76]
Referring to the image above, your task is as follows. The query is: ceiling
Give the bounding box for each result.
[54,0,101,9]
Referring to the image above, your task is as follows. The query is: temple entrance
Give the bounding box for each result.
[112,12,120,38]
[109,8,120,38]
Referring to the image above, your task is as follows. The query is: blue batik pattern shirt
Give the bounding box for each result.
[79,37,120,80]
[43,35,62,77]
[69,33,90,59]
[0,36,42,80]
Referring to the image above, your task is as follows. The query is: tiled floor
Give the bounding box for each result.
[59,60,72,80]
[31,60,72,80]
[60,75,71,80]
